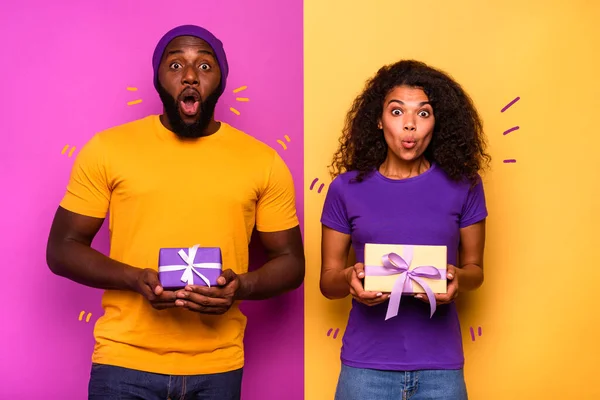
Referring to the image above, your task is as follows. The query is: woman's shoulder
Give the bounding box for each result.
[323,170,367,200]
[332,170,359,183]
[331,169,377,185]
[433,163,484,189]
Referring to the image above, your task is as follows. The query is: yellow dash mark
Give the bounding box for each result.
[127,99,143,106]
[276,135,291,150]
[78,311,92,322]
[233,86,247,93]
[61,145,76,157]
[276,140,288,150]
[235,97,250,102]
[126,87,138,91]
[230,107,241,116]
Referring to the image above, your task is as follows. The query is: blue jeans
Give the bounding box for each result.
[335,364,468,400]
[88,363,243,400]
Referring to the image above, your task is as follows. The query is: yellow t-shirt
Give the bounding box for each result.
[60,115,299,375]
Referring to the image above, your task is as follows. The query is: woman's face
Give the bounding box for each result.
[378,85,435,163]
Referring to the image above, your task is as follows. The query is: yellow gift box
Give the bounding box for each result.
[363,243,448,319]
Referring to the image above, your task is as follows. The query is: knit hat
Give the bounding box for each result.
[152,24,229,95]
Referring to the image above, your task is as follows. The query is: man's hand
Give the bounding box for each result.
[346,263,390,306]
[175,269,241,315]
[415,264,459,305]
[132,268,179,310]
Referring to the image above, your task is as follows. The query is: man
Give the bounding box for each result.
[46,24,305,399]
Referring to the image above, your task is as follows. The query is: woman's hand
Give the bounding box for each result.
[345,262,390,306]
[414,264,459,305]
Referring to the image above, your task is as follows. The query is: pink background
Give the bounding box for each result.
[0,1,304,398]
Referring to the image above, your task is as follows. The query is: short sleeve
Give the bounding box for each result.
[459,176,488,228]
[255,152,299,232]
[320,176,351,234]
[59,134,111,218]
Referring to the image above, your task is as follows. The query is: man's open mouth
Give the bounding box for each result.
[179,89,200,116]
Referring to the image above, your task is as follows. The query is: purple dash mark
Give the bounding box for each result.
[503,126,519,135]
[310,178,326,193]
[470,326,482,341]
[327,328,340,339]
[501,96,520,112]
[503,159,517,163]
[309,178,319,190]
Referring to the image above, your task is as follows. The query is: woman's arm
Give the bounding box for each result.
[418,219,486,305]
[320,225,390,305]
[456,219,486,292]
[319,226,352,299]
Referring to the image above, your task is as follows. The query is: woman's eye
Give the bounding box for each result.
[392,109,402,116]
[419,110,430,117]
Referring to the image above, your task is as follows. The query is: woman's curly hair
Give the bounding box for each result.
[330,60,491,184]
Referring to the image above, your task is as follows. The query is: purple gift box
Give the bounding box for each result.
[158,244,223,289]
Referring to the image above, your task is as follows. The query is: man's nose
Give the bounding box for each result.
[182,66,199,86]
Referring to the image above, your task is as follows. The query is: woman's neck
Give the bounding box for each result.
[378,155,431,180]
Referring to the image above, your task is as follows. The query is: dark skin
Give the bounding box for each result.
[46,36,305,314]
[158,36,221,137]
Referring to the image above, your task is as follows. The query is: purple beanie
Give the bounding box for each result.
[152,24,229,95]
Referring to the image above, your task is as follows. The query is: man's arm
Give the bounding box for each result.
[175,226,305,312]
[46,207,138,290]
[46,207,174,305]
[235,225,305,300]
[174,151,304,313]
[235,151,305,299]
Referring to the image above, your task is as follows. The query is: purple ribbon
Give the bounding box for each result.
[366,246,443,320]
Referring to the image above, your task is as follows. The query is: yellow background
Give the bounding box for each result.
[304,1,600,399]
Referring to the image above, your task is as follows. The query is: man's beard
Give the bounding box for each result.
[157,84,220,139]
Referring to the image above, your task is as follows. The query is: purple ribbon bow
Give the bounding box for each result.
[367,246,442,320]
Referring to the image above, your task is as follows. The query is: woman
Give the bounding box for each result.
[320,59,490,399]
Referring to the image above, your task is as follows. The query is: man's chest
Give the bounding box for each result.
[107,150,262,213]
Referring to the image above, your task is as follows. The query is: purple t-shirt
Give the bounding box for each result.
[320,163,487,371]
